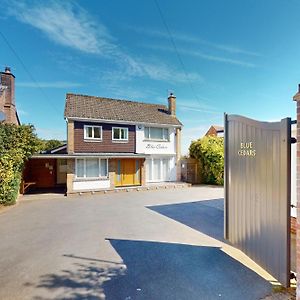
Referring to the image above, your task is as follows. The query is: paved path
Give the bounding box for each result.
[0,186,274,299]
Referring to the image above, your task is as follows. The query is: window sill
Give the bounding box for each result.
[143,139,169,143]
[74,177,109,182]
[84,139,102,143]
[112,140,129,143]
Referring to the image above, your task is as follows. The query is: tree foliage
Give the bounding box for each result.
[0,124,40,205]
[38,139,65,152]
[189,136,224,185]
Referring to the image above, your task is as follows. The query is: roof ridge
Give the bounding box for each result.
[66,93,167,108]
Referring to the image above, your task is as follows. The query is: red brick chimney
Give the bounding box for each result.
[0,67,19,125]
[168,92,176,116]
[293,84,300,101]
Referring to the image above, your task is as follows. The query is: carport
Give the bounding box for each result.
[22,145,68,194]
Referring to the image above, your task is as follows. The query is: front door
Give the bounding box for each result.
[122,159,135,185]
[115,159,141,187]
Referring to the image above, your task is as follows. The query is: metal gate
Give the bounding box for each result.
[224,114,291,287]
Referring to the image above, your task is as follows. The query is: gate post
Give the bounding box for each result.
[293,85,300,299]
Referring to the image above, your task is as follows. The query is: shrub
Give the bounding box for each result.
[189,136,224,185]
[0,124,40,205]
[38,139,65,152]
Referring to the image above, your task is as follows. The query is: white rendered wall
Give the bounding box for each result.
[135,125,176,155]
[73,179,110,191]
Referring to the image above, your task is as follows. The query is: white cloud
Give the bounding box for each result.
[179,104,222,114]
[125,25,261,57]
[8,1,115,56]
[144,44,256,68]
[138,61,204,83]
[6,1,203,83]
[99,59,203,84]
[17,81,84,88]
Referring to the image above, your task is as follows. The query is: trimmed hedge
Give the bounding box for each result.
[0,124,40,205]
[189,136,224,185]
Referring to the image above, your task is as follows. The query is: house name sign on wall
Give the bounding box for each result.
[146,143,168,150]
[238,142,256,157]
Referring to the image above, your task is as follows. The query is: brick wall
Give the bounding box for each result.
[205,126,218,136]
[1,69,15,107]
[297,99,300,300]
[74,121,136,153]
[67,120,74,154]
[0,68,18,125]
[293,87,300,299]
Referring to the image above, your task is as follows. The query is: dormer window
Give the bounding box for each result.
[145,127,169,141]
[84,125,102,140]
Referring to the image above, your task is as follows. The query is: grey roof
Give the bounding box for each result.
[64,93,182,126]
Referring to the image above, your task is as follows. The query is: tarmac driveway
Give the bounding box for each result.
[0,186,272,300]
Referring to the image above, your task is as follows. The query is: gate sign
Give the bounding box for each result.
[224,114,291,287]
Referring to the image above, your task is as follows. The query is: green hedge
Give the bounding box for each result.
[0,124,40,205]
[189,136,224,185]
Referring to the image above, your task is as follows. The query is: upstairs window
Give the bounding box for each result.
[84,125,102,140]
[144,127,169,141]
[112,127,128,141]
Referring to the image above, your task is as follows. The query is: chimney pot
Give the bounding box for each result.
[5,67,11,73]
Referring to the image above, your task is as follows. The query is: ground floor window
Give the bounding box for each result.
[76,158,108,178]
[146,157,172,182]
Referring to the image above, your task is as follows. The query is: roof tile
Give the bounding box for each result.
[64,93,182,126]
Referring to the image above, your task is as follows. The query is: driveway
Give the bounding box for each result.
[0,186,273,299]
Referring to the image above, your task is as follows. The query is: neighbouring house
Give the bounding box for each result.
[205,125,224,137]
[23,93,182,194]
[0,67,20,125]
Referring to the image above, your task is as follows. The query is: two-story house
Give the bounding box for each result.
[23,92,182,194]
[63,93,182,194]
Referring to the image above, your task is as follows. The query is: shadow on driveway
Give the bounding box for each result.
[32,240,271,300]
[148,198,225,241]
[105,239,271,300]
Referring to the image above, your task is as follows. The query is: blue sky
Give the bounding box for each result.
[0,0,299,154]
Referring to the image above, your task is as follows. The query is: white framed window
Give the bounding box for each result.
[112,127,128,141]
[146,158,171,182]
[84,125,102,140]
[144,127,169,141]
[75,158,108,178]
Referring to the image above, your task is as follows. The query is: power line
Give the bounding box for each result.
[153,0,206,108]
[0,30,60,114]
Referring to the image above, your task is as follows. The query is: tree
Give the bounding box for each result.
[0,124,40,205]
[39,139,65,152]
[189,136,224,185]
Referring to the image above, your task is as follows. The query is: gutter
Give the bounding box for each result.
[31,153,150,159]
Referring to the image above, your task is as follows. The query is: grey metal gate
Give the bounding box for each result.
[224,114,291,287]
